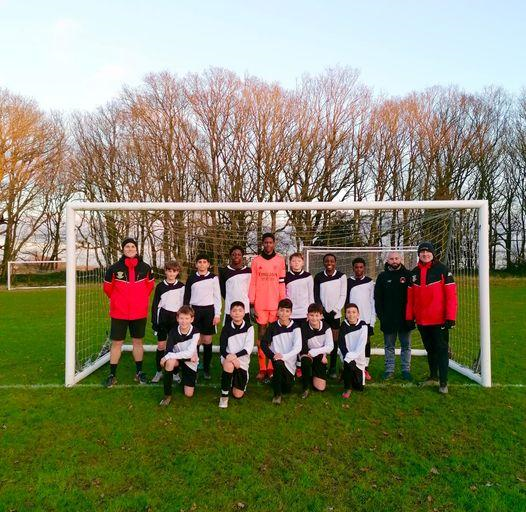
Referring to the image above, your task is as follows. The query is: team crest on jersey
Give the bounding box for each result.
[411,275,417,282]
[116,271,124,279]
[400,277,406,283]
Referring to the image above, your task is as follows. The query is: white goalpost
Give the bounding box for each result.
[65,200,491,388]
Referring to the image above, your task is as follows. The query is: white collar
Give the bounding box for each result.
[227,265,246,271]
[178,325,193,336]
[231,320,245,330]
[308,321,322,331]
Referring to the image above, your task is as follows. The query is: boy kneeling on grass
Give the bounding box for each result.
[299,303,334,399]
[218,301,255,409]
[338,303,368,399]
[159,305,200,406]
[260,298,302,405]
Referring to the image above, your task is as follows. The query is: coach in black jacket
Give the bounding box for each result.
[374,251,414,381]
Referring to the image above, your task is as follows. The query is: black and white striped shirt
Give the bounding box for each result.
[219,320,255,372]
[260,320,302,374]
[285,270,314,319]
[165,325,200,371]
[219,265,251,318]
[314,270,347,319]
[300,320,334,357]
[184,271,222,317]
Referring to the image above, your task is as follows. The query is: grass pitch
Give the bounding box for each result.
[0,279,525,511]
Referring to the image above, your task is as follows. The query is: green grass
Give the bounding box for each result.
[0,279,525,511]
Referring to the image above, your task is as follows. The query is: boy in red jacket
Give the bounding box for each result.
[406,241,457,394]
[248,232,286,381]
[103,237,155,387]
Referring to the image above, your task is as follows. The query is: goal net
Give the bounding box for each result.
[7,260,66,290]
[65,201,491,387]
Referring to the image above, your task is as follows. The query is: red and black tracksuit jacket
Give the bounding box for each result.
[103,256,155,320]
[405,260,457,326]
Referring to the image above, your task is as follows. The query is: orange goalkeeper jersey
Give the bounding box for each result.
[248,253,286,311]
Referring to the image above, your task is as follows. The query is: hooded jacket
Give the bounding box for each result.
[405,260,457,326]
[374,263,412,334]
[103,255,155,320]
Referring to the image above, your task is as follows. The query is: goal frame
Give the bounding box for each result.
[7,260,66,291]
[65,200,491,387]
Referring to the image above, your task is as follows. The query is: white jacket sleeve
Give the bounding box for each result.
[307,275,314,308]
[282,327,303,360]
[244,326,255,356]
[213,276,222,317]
[173,333,199,360]
[309,329,334,357]
[337,274,347,313]
[345,326,368,362]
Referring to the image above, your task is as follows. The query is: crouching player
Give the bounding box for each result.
[338,303,368,399]
[218,301,255,408]
[299,303,334,398]
[150,260,185,383]
[260,299,302,405]
[159,306,200,406]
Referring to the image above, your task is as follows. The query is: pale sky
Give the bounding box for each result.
[1,0,524,112]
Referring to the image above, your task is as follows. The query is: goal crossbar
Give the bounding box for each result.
[65,200,491,387]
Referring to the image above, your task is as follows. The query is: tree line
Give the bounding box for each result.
[1,67,525,277]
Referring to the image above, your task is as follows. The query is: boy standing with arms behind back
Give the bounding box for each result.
[249,233,286,382]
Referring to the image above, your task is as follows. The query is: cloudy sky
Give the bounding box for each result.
[1,0,524,112]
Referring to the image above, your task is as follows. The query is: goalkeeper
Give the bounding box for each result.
[248,233,286,382]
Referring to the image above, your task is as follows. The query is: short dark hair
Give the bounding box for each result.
[178,305,195,317]
[230,301,245,311]
[345,302,359,312]
[229,245,245,256]
[307,303,323,314]
[164,260,181,272]
[278,298,293,310]
[323,253,337,262]
[352,257,366,266]
[195,253,210,263]
[262,232,275,242]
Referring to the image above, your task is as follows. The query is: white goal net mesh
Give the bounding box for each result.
[69,205,483,382]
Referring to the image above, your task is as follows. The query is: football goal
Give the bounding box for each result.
[64,200,491,387]
[7,260,66,290]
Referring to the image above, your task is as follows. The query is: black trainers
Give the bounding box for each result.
[103,374,117,388]
[134,371,148,385]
